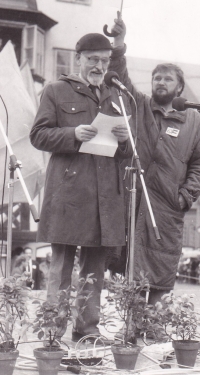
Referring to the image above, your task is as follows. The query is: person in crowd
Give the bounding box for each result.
[30,32,133,341]
[108,17,200,304]
[11,254,28,277]
[24,248,40,290]
[11,246,24,274]
[39,252,51,290]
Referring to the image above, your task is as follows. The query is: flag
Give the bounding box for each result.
[0,41,45,203]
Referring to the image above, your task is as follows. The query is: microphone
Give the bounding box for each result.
[172,97,200,111]
[104,71,129,93]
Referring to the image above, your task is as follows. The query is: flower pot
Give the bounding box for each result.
[111,343,141,370]
[172,340,200,368]
[33,347,65,375]
[0,349,19,375]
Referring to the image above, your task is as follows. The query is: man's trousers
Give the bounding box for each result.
[47,244,106,335]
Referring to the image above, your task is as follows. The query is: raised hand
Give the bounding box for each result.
[111,11,126,48]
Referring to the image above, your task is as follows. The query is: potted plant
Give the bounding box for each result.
[102,271,156,370]
[154,291,200,368]
[32,274,94,375]
[0,274,31,375]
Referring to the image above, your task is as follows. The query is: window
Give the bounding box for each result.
[0,22,23,64]
[54,49,79,80]
[21,25,45,77]
[56,0,92,5]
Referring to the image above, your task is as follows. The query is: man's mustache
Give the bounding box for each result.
[90,69,103,74]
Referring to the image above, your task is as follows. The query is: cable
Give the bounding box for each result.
[0,95,9,277]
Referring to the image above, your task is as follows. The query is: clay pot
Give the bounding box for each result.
[0,349,19,375]
[111,343,141,370]
[172,340,200,368]
[33,347,65,375]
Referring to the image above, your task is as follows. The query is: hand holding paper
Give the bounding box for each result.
[75,124,97,142]
[79,112,131,157]
[111,124,129,143]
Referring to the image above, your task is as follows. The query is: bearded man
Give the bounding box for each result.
[30,33,133,341]
[109,18,200,304]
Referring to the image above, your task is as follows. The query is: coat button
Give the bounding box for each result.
[77,86,80,89]
[99,106,101,109]
[160,136,163,140]
[72,108,75,111]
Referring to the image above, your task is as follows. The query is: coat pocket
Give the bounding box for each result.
[60,102,86,114]
[59,102,88,128]
[149,168,183,212]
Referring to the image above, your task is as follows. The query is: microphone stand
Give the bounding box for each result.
[117,90,160,282]
[0,119,39,277]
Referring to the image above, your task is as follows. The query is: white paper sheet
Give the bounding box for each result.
[79,112,131,157]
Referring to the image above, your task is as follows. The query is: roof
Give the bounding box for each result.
[0,0,57,30]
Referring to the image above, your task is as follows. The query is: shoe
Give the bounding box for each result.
[71,330,113,345]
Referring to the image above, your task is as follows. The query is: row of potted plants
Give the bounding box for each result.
[102,271,200,369]
[0,271,200,374]
[0,273,94,375]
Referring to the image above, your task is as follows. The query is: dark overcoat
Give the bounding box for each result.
[110,47,200,289]
[30,75,133,247]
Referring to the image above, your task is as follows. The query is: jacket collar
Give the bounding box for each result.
[151,98,186,123]
[59,74,111,104]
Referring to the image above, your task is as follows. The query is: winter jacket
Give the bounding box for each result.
[109,46,200,289]
[30,74,133,247]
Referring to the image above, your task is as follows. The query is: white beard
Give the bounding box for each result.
[87,73,104,86]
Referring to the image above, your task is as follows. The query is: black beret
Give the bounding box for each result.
[76,33,112,52]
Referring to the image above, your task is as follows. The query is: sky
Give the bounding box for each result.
[105,0,200,66]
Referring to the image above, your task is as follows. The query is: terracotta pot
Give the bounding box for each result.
[172,340,200,368]
[111,343,141,370]
[0,349,19,375]
[33,347,65,375]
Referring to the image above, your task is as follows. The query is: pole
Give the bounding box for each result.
[0,119,39,277]
[128,170,137,282]
[118,92,160,241]
[120,0,124,16]
[0,120,39,223]
[6,167,14,277]
[117,91,160,281]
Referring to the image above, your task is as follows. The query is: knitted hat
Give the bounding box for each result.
[76,33,112,52]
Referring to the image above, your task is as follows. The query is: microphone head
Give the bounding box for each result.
[104,71,119,87]
[172,97,187,111]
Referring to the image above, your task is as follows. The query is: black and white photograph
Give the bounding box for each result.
[0,1,200,374]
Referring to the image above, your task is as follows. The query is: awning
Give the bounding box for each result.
[0,0,57,30]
